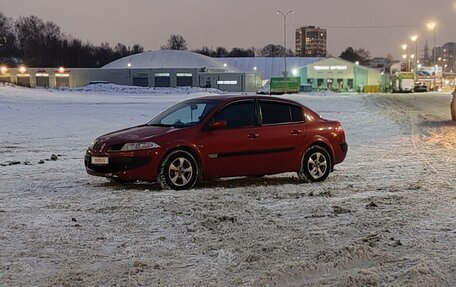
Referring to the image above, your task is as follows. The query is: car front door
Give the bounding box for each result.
[198,100,264,178]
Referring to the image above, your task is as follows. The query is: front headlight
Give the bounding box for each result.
[121,142,161,151]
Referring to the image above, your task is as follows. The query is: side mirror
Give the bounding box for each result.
[210,120,227,130]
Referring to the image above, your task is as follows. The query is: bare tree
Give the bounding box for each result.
[193,46,216,57]
[261,44,285,57]
[161,34,188,50]
[215,47,228,57]
[339,47,370,65]
[131,44,144,54]
[227,47,255,57]
[0,13,18,63]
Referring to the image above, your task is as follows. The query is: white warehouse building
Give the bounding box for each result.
[0,50,262,92]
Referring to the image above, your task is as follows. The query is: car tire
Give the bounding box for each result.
[297,145,332,183]
[158,150,199,190]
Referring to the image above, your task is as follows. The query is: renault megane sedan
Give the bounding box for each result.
[85,95,347,190]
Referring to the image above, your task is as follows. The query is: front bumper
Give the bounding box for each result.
[85,153,157,181]
[85,155,151,173]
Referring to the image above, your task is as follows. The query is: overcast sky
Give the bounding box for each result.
[2,0,455,59]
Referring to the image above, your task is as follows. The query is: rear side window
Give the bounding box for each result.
[213,101,256,128]
[290,105,304,122]
[260,101,304,125]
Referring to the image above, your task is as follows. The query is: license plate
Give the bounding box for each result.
[91,156,109,165]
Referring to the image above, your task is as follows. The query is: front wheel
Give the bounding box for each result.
[297,145,332,183]
[158,150,199,190]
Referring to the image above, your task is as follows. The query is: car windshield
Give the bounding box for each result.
[147,99,218,128]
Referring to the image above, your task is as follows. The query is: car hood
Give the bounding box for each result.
[96,125,173,145]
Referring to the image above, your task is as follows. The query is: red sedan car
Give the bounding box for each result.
[85,96,347,190]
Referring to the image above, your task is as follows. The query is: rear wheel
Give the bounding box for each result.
[297,145,331,183]
[158,150,199,190]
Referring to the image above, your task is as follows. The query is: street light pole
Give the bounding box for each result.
[427,22,437,90]
[401,44,408,71]
[127,62,132,85]
[433,29,437,90]
[410,35,418,71]
[277,9,293,93]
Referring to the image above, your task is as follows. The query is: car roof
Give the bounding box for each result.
[189,95,303,105]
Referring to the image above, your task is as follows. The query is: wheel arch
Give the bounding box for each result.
[157,145,204,178]
[307,138,335,171]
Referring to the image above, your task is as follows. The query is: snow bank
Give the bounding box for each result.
[63,83,223,95]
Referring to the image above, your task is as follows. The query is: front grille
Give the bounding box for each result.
[85,156,151,173]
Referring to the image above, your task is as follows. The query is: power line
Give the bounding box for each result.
[320,24,420,29]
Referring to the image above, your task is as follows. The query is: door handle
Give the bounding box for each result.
[291,129,302,135]
[247,133,259,139]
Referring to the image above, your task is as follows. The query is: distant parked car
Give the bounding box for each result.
[414,82,428,92]
[85,96,348,190]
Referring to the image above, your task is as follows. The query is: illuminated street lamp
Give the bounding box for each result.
[410,35,418,70]
[58,66,65,74]
[127,62,132,80]
[402,54,408,72]
[401,44,409,71]
[0,66,7,74]
[277,9,294,93]
[19,66,26,74]
[427,21,437,90]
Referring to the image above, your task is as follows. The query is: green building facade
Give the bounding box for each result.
[296,57,387,92]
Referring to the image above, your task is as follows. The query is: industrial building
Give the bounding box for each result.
[0,51,387,93]
[224,56,385,92]
[0,50,261,92]
[295,26,327,57]
[220,57,322,80]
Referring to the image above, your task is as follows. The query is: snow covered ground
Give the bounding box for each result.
[0,84,455,286]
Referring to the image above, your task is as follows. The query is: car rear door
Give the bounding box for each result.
[256,100,306,174]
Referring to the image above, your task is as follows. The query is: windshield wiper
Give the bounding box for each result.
[147,123,172,127]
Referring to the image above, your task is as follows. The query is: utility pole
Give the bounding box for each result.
[277,10,293,94]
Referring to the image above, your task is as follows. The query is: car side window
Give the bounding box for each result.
[260,101,304,125]
[290,105,304,122]
[213,101,256,129]
[260,101,292,125]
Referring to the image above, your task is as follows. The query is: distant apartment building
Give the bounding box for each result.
[295,26,327,57]
[439,42,456,73]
